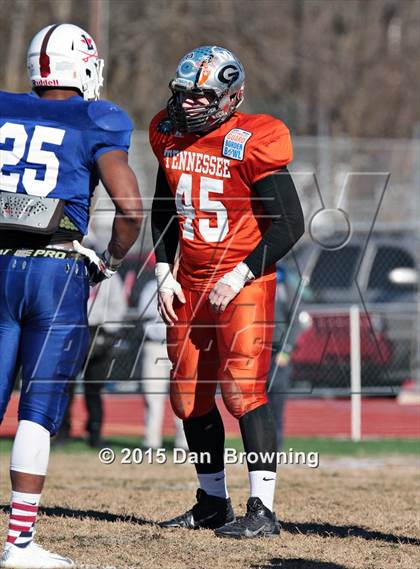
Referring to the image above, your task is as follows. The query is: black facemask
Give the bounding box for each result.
[167,88,223,133]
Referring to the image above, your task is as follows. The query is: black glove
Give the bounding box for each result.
[73,241,118,286]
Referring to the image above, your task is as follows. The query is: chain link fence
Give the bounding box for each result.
[281,230,418,394]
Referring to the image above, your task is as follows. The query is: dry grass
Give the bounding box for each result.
[0,452,419,569]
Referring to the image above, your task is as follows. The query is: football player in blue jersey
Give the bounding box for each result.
[0,24,142,568]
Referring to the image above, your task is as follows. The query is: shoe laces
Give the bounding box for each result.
[230,499,264,526]
[248,496,266,511]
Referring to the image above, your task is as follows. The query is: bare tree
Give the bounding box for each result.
[5,0,29,91]
[0,0,418,137]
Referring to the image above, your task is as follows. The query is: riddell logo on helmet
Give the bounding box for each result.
[32,79,59,86]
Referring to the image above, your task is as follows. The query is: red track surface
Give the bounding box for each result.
[1,394,419,438]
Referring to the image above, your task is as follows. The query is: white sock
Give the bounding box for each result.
[197,470,229,499]
[249,470,277,511]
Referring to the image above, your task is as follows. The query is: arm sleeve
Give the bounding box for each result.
[244,168,305,278]
[151,166,179,264]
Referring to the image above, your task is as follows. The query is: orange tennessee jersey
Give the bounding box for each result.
[149,110,293,290]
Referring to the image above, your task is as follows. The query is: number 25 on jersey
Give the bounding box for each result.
[0,122,65,197]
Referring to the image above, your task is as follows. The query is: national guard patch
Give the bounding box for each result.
[222,128,252,161]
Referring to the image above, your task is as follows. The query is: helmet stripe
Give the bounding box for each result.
[194,60,207,88]
[39,24,61,78]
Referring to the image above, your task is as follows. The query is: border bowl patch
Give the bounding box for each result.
[222,128,252,161]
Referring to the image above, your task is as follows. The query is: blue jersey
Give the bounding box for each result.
[0,91,133,234]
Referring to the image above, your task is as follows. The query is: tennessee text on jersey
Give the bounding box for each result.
[222,128,252,161]
[164,149,231,178]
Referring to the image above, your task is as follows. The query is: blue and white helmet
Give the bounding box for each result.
[167,46,245,133]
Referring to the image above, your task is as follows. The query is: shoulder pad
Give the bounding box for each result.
[88,100,133,132]
[156,116,174,135]
[150,110,172,135]
[257,114,289,135]
[0,90,15,101]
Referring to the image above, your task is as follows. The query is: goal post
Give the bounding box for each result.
[350,305,362,441]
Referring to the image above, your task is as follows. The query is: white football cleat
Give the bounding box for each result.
[0,542,74,568]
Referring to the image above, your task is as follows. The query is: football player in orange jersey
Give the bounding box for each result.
[150,46,304,538]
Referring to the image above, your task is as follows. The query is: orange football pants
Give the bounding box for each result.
[166,277,276,420]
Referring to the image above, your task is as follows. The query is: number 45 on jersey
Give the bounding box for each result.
[176,173,229,243]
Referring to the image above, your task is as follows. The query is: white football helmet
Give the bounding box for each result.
[27,23,104,101]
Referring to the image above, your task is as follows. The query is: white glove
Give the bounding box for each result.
[217,262,255,293]
[155,262,183,296]
[73,241,118,285]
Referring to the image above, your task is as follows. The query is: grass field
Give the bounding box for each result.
[1,436,419,456]
[0,438,419,569]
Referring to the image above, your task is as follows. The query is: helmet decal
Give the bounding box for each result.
[81,34,95,50]
[197,62,212,86]
[179,60,197,78]
[39,23,61,78]
[217,65,240,85]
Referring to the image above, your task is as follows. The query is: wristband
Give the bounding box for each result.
[218,262,255,293]
[103,249,123,270]
[155,262,182,295]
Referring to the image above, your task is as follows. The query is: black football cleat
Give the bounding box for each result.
[159,489,235,530]
[214,497,281,539]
